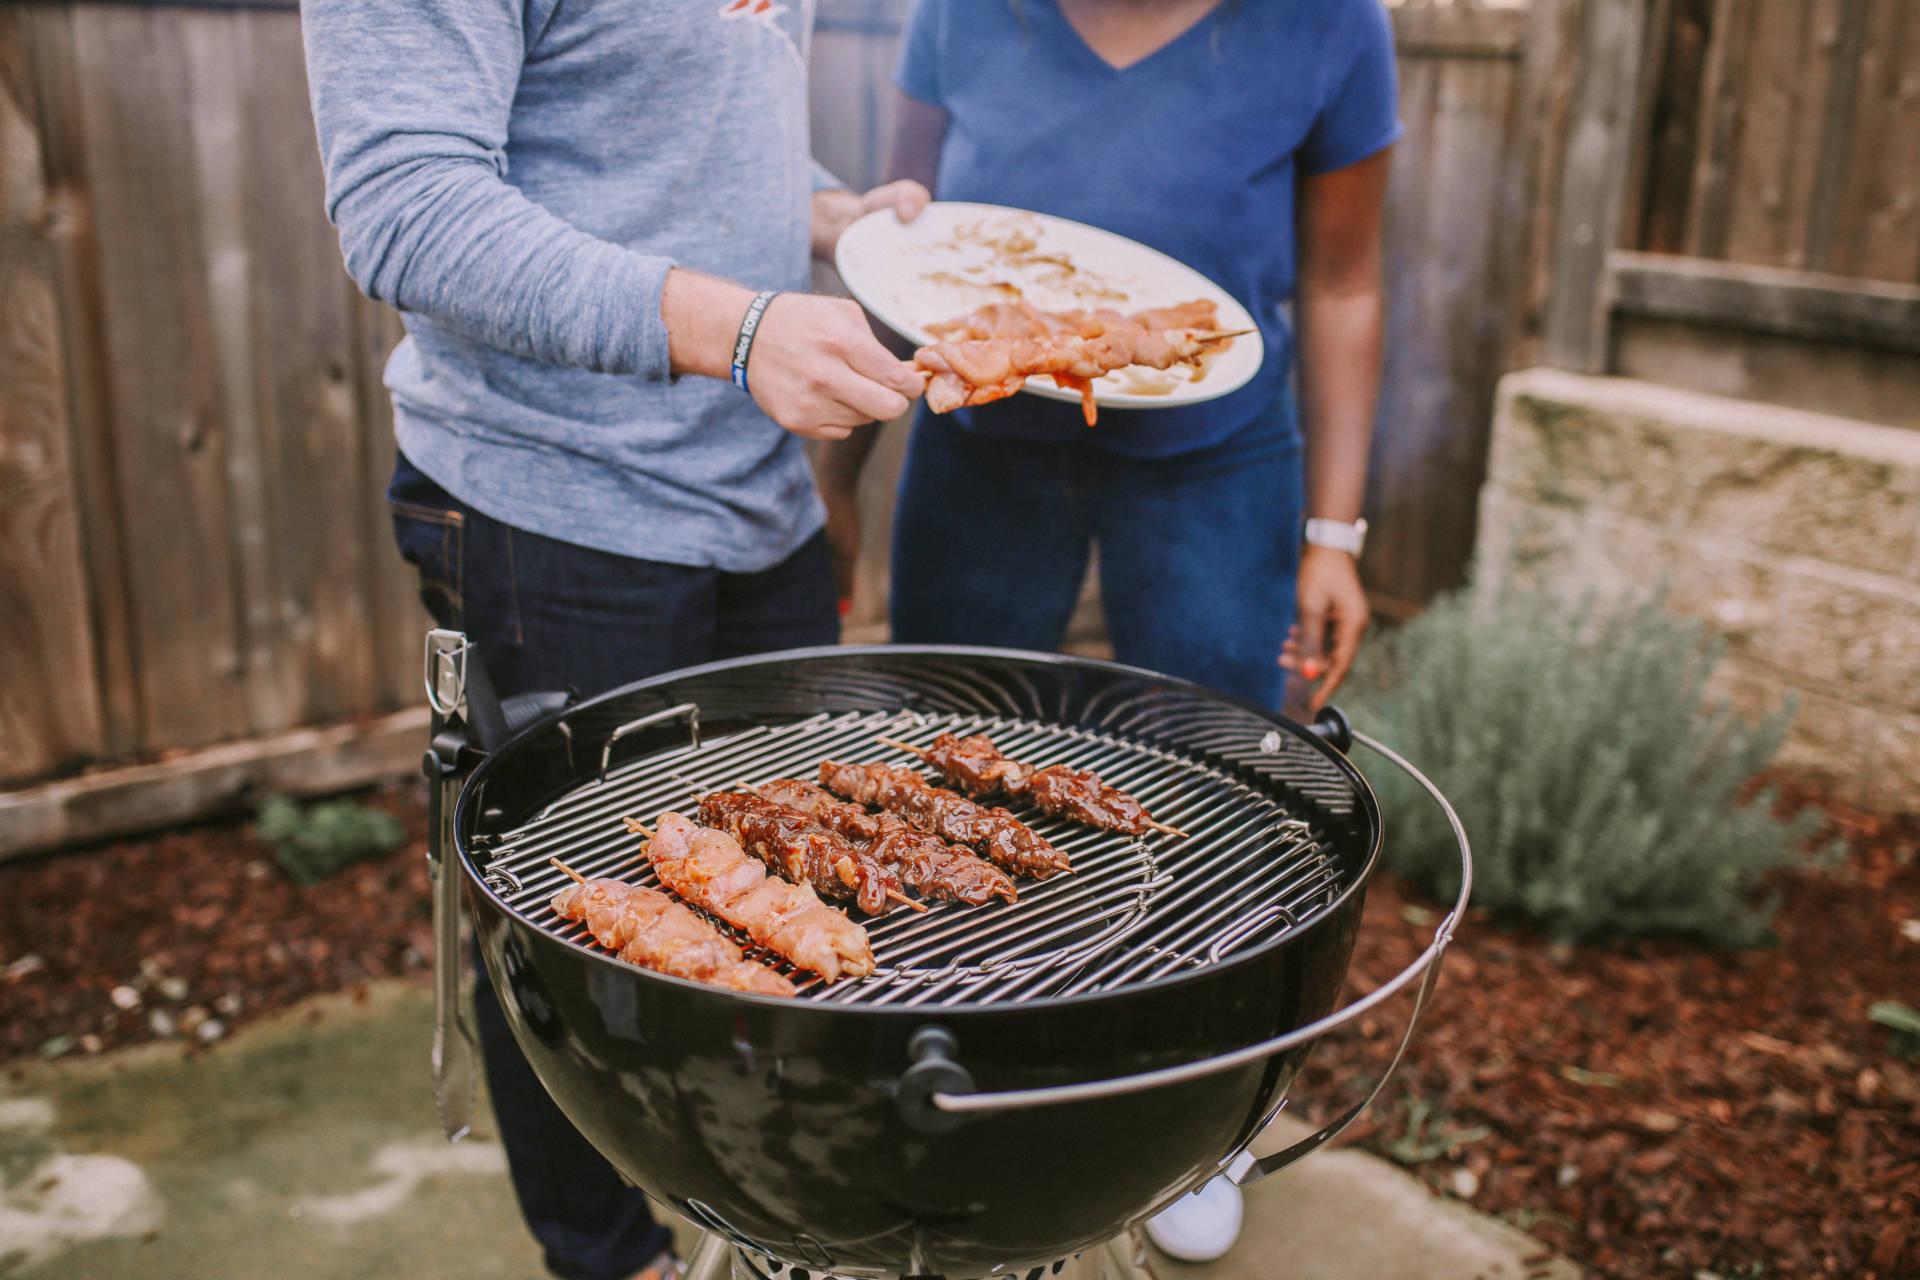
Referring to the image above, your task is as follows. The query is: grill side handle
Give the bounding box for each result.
[927,730,1472,1187]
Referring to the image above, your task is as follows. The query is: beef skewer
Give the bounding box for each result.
[876,733,1186,838]
[694,791,924,916]
[745,778,1019,906]
[817,760,1071,880]
[624,812,875,981]
[548,859,796,997]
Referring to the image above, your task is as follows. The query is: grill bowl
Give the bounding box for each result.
[455,647,1382,1278]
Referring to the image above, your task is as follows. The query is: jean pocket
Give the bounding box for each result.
[389,498,467,628]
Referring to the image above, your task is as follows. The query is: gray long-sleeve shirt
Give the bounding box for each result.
[304,0,829,571]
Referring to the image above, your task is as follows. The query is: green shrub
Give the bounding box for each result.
[1344,582,1822,946]
[1869,1001,1920,1058]
[256,794,406,887]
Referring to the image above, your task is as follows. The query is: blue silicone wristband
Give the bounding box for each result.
[730,291,779,394]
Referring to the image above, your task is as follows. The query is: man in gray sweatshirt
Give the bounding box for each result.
[303,3,926,1277]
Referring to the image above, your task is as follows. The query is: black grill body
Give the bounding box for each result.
[453,647,1382,1279]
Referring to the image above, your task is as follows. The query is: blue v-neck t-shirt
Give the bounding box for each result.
[895,0,1400,458]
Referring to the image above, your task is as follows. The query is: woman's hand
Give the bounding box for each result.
[811,180,932,260]
[1280,546,1371,709]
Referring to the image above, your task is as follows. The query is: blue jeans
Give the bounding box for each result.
[388,453,838,1280]
[890,399,1303,708]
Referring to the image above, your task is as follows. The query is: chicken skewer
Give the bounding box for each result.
[924,298,1225,343]
[876,734,1186,838]
[694,791,924,916]
[817,760,1071,880]
[625,812,875,982]
[915,326,1249,423]
[746,778,1019,905]
[548,858,796,997]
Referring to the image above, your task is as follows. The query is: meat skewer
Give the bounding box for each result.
[694,791,924,916]
[548,858,796,997]
[746,778,1019,905]
[625,812,875,981]
[876,733,1186,838]
[925,298,1225,343]
[915,326,1248,423]
[817,760,1071,880]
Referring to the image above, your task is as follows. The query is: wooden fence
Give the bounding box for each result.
[1,0,1542,848]
[1531,0,1920,425]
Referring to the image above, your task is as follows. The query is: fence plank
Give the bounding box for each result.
[4,6,141,764]
[1719,0,1840,271]
[1825,0,1920,283]
[1609,249,1920,353]
[70,5,247,750]
[1368,40,1527,604]
[0,20,106,783]
[241,8,382,722]
[1542,0,1653,372]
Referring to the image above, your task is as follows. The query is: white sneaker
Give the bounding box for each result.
[1143,1174,1245,1263]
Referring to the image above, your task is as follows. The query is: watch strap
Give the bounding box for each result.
[1304,517,1368,556]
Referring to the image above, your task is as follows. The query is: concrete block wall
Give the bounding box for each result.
[1475,368,1920,814]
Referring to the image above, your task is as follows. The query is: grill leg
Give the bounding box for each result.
[1097,1230,1160,1280]
[684,1231,734,1280]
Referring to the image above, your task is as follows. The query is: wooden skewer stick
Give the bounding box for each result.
[550,857,587,885]
[1146,820,1190,839]
[889,891,930,913]
[1195,327,1254,342]
[622,816,654,838]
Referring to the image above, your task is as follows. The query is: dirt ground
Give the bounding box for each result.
[2,780,1914,1280]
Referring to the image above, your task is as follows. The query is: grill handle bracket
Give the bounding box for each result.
[930,730,1471,1187]
[897,1026,976,1135]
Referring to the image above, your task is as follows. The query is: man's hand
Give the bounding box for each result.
[746,294,924,439]
[662,271,924,440]
[1279,546,1371,710]
[811,180,932,260]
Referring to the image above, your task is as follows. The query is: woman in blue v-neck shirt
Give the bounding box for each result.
[819,0,1398,716]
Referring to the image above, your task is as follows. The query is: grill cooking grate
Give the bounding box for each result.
[480,709,1348,1006]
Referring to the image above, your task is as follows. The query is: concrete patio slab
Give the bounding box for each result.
[0,980,1576,1280]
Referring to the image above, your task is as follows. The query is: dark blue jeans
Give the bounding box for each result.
[889,398,1304,708]
[389,453,838,1280]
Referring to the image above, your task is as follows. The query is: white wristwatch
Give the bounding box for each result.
[1303,517,1368,556]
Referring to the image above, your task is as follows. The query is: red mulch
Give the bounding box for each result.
[1,781,1914,1278]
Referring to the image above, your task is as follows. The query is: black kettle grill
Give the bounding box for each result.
[420,634,1470,1280]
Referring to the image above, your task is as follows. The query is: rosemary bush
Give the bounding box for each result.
[256,795,405,887]
[1345,583,1821,946]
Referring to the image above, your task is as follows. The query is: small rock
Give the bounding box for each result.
[215,992,244,1016]
[246,860,273,880]
[1556,1163,1580,1187]
[109,985,142,1011]
[157,977,190,1002]
[5,954,46,982]
[1447,1167,1479,1198]
[178,1005,209,1033]
[38,1035,74,1059]
[139,957,164,983]
[148,1009,177,1038]
[1636,1109,1682,1133]
[79,1034,103,1054]
[195,1018,226,1044]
